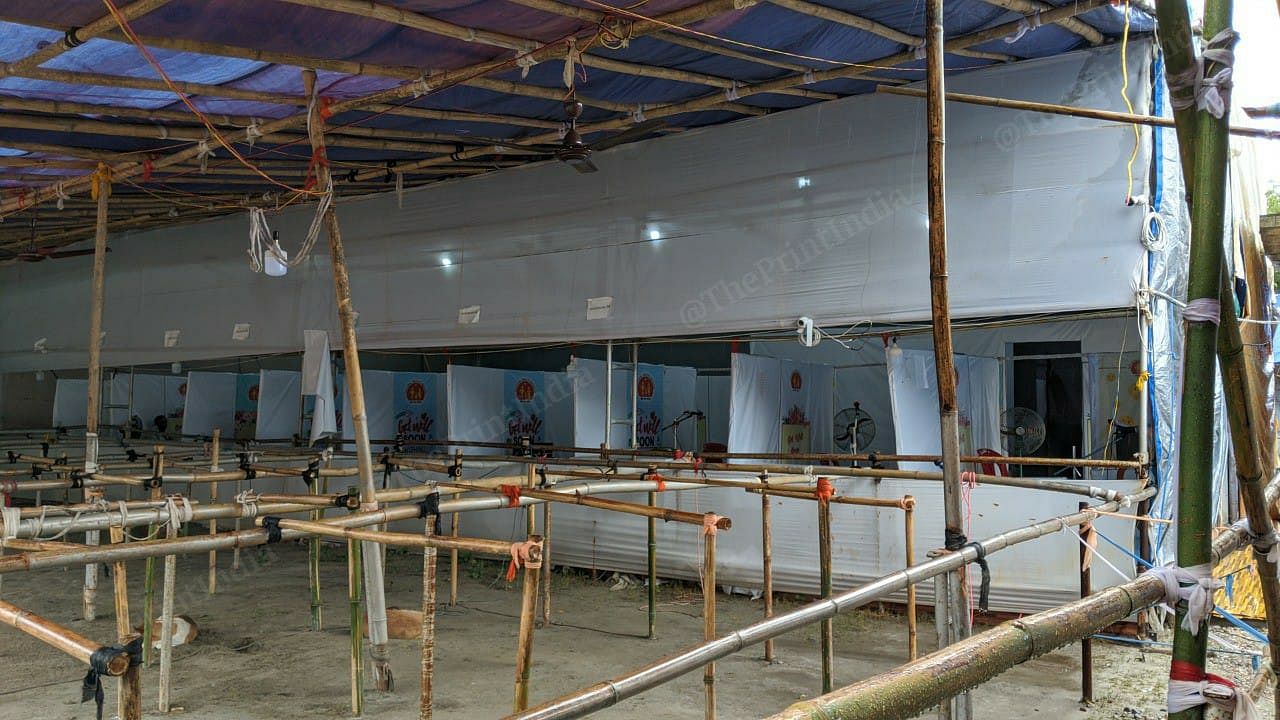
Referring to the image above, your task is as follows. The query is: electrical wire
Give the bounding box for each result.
[1119,0,1142,201]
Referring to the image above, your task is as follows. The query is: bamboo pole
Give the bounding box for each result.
[924,2,970,716]
[0,597,132,673]
[761,482,775,662]
[157,515,178,712]
[540,501,552,628]
[349,537,364,716]
[1165,4,1236,717]
[303,67,393,692]
[877,86,1280,141]
[309,456,325,631]
[109,525,142,720]
[703,516,717,720]
[513,535,544,713]
[648,490,658,640]
[81,162,111,623]
[420,501,438,720]
[449,511,460,607]
[208,428,220,593]
[141,446,164,666]
[1077,502,1093,703]
[904,498,917,661]
[450,482,735,529]
[0,0,170,77]
[817,495,833,694]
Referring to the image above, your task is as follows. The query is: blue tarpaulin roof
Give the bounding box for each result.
[0,0,1152,253]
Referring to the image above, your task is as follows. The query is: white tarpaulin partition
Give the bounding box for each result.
[695,374,730,448]
[569,358,700,451]
[886,346,1001,473]
[182,371,237,437]
[106,374,185,431]
[0,43,1152,373]
[301,330,337,445]
[339,370,396,444]
[728,353,834,456]
[447,365,573,449]
[51,378,87,428]
[256,370,301,440]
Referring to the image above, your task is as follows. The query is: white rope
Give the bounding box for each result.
[724,81,740,102]
[1184,298,1222,325]
[802,69,815,85]
[632,105,646,124]
[0,506,19,540]
[54,183,70,211]
[1004,11,1041,44]
[1231,518,1280,565]
[912,44,926,60]
[245,120,264,151]
[1061,522,1131,582]
[195,139,215,174]
[1168,29,1239,119]
[1168,675,1260,720]
[515,47,539,79]
[163,495,193,529]
[235,490,261,518]
[246,191,331,273]
[411,75,432,98]
[1147,563,1221,636]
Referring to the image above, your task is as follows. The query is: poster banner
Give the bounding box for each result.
[503,370,546,444]
[780,365,812,455]
[634,363,664,448]
[234,373,259,440]
[394,372,439,448]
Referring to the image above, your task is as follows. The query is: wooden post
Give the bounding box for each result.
[208,428,220,593]
[540,501,552,627]
[762,475,775,662]
[1078,502,1093,703]
[703,516,717,720]
[818,495,834,694]
[309,455,326,631]
[157,515,178,712]
[82,163,111,623]
[303,67,392,691]
[647,490,658,640]
[348,536,364,716]
[904,497,918,661]
[109,524,141,720]
[924,1,971,716]
[420,502,438,720]
[513,535,544,712]
[142,445,164,666]
[449,511,460,607]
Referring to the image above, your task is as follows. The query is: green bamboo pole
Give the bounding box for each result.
[1166,2,1236,717]
[1153,1,1200,180]
[349,536,365,716]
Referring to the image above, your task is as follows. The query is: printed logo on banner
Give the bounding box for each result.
[234,374,259,441]
[782,367,810,455]
[634,364,665,448]
[504,372,545,444]
[790,371,803,391]
[394,374,437,449]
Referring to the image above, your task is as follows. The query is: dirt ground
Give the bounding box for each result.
[0,541,1271,719]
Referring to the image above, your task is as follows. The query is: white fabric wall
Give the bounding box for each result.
[106,373,184,431]
[182,371,237,437]
[51,378,87,428]
[339,370,396,444]
[885,347,1002,473]
[570,357,699,451]
[728,354,834,456]
[0,43,1151,373]
[695,374,731,447]
[256,369,301,440]
[447,365,573,448]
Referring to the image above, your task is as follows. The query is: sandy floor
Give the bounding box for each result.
[0,541,1271,719]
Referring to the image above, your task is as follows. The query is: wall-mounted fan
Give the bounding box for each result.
[1000,406,1046,456]
[833,403,876,452]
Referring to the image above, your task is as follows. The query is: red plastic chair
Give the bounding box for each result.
[976,448,1009,477]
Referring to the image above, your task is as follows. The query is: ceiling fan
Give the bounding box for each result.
[14,246,107,263]
[517,95,666,174]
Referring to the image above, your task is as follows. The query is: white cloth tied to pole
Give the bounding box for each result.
[302,330,338,445]
[1168,29,1239,120]
[1231,518,1280,565]
[1168,674,1261,720]
[1184,298,1222,325]
[1148,563,1221,636]
[164,495,194,529]
[0,505,19,540]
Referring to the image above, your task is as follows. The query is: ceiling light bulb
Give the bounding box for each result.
[441,256,452,267]
[648,228,661,241]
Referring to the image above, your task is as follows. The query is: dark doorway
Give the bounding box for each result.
[1010,341,1083,477]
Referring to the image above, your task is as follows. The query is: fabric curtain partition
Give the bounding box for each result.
[256,369,302,441]
[182,371,238,437]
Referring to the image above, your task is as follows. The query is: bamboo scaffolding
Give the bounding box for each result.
[761,479,1280,720]
[447,482,733,529]
[0,597,133,673]
[503,486,1155,720]
[817,494,833,694]
[157,511,178,712]
[348,536,364,716]
[648,490,658,640]
[540,501,552,628]
[208,428,220,593]
[80,161,111,623]
[877,86,1280,141]
[449,510,460,607]
[970,0,1103,44]
[761,475,774,662]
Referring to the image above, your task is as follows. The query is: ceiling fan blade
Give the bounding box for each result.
[46,247,101,259]
[588,119,667,152]
[570,156,599,173]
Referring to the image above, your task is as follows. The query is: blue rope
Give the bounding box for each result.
[1092,527,1271,645]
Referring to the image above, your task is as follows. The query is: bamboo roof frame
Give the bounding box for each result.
[0,0,1143,252]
